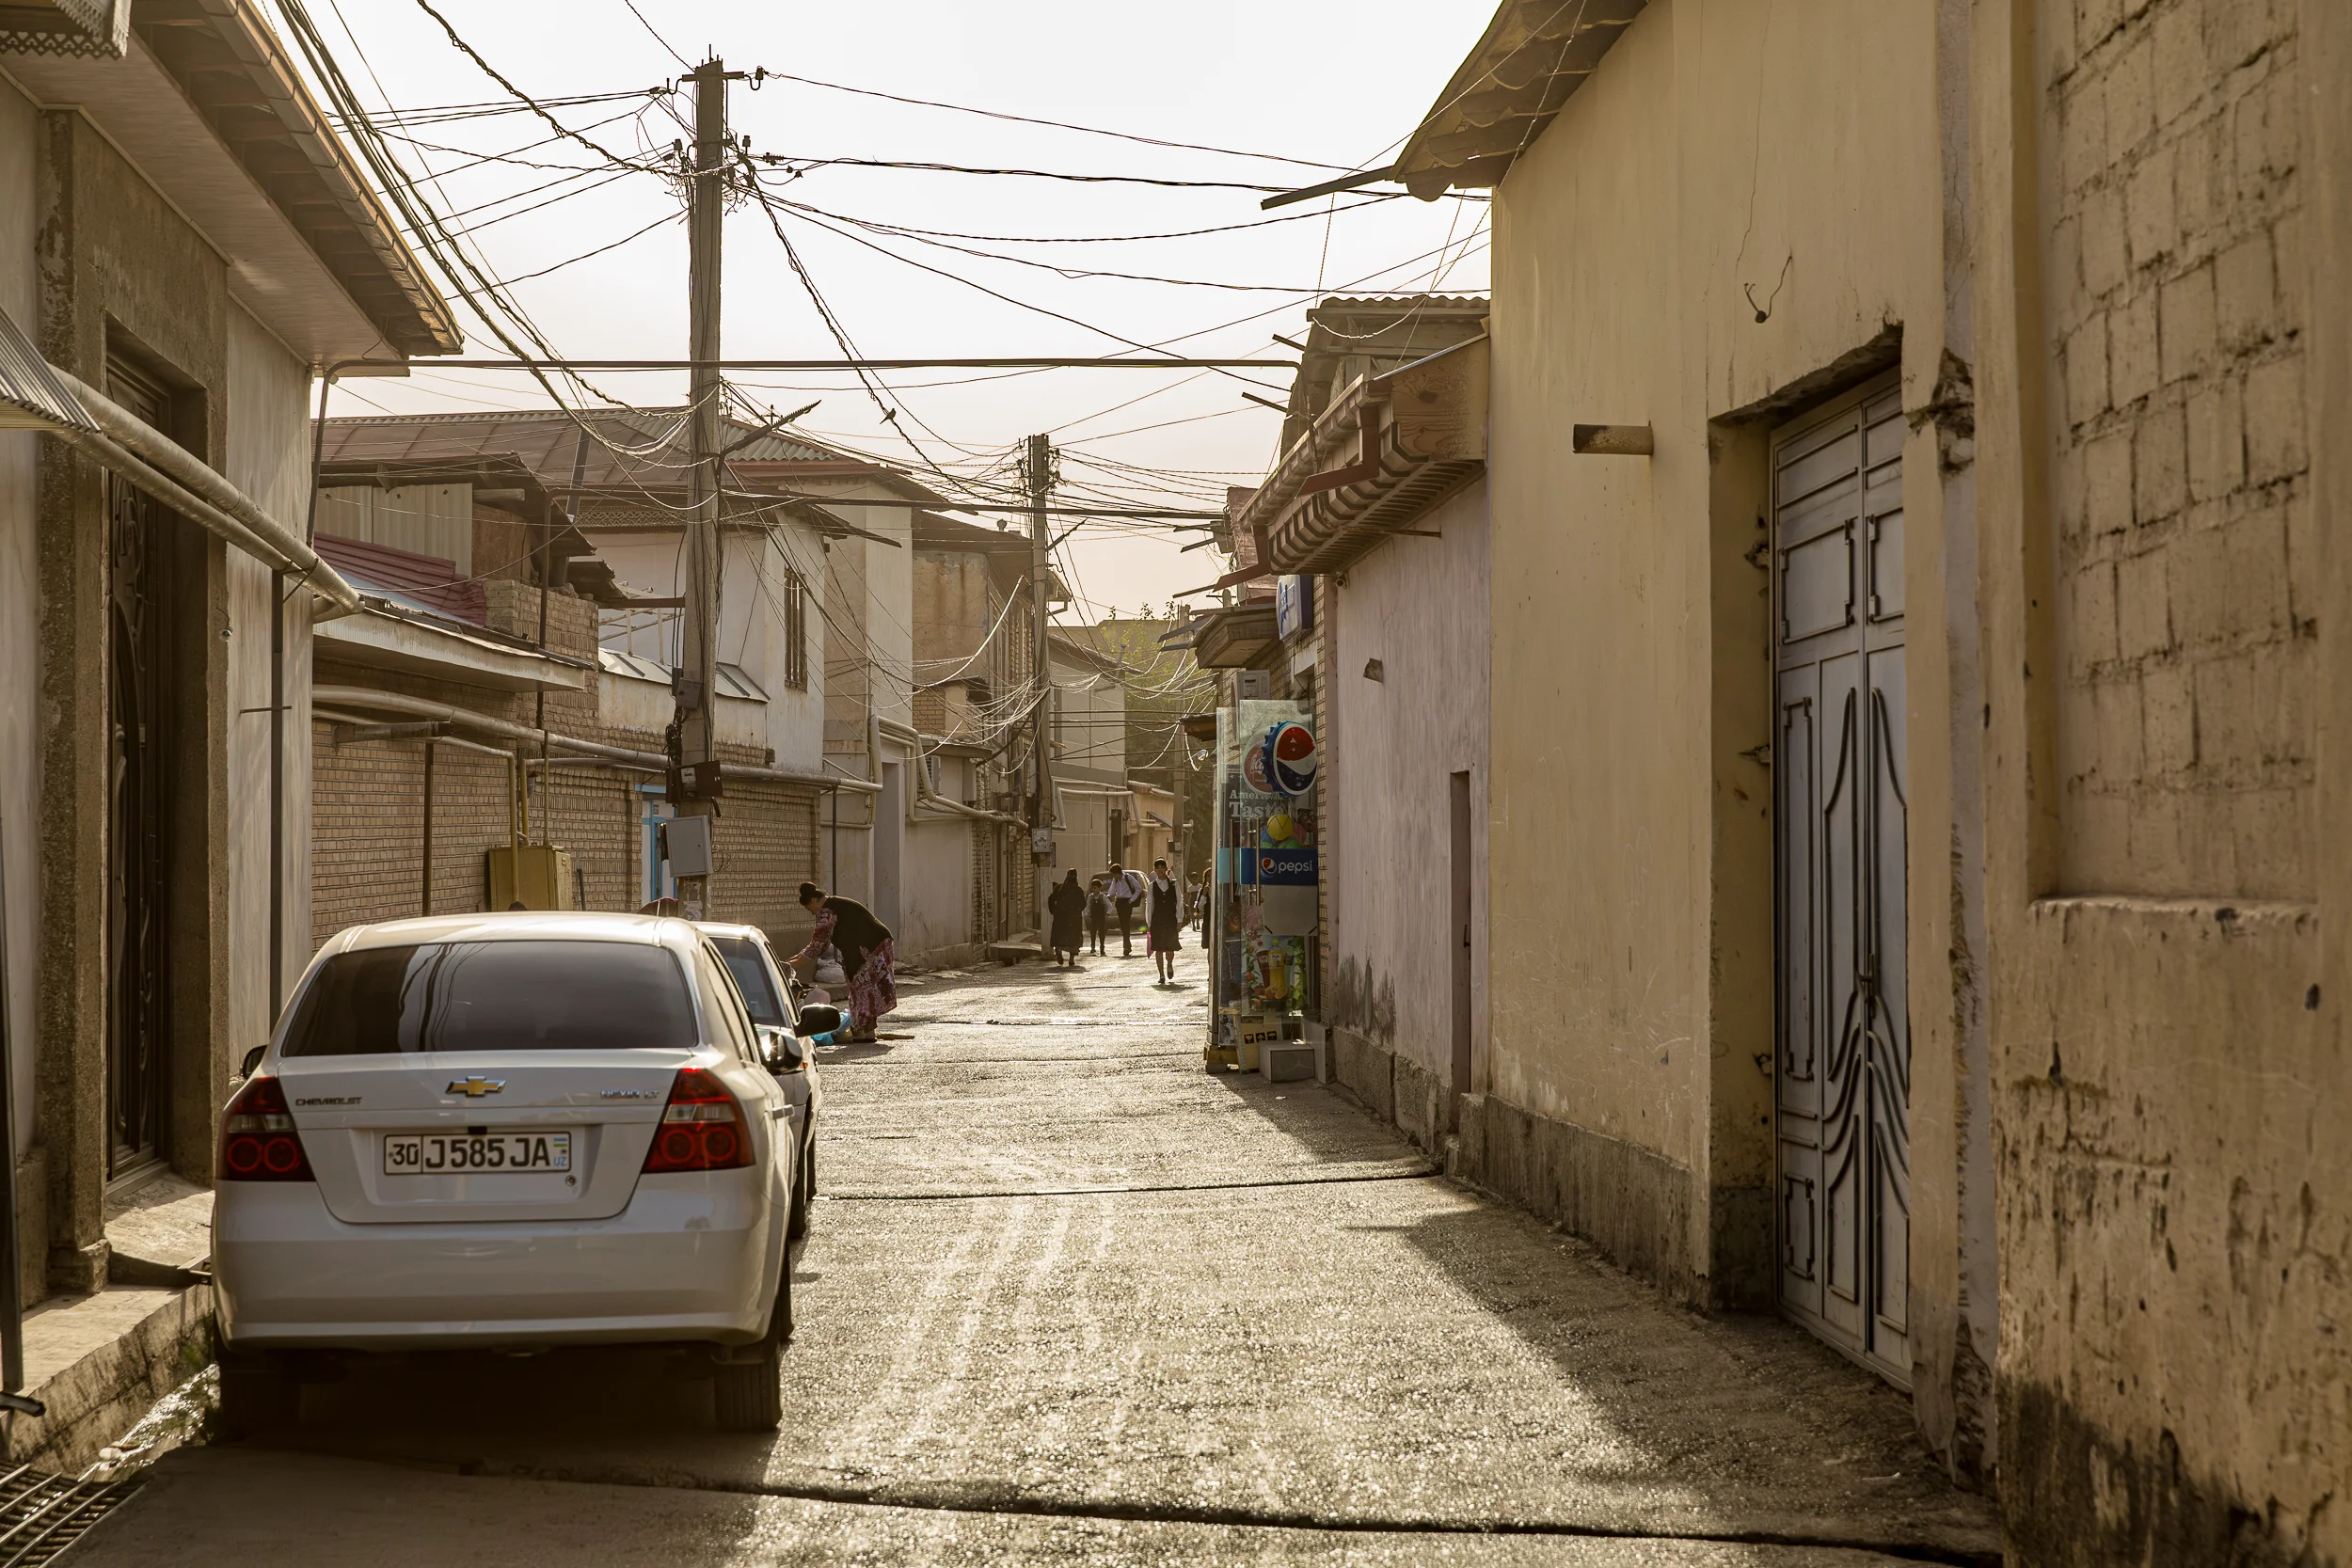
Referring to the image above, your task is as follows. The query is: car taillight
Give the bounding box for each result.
[219,1075,314,1181]
[642,1066,755,1173]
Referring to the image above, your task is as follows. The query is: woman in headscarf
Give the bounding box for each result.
[1045,869,1086,967]
[789,882,898,1042]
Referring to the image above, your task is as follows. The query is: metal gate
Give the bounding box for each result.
[103,361,173,1184]
[1772,374,1911,1386]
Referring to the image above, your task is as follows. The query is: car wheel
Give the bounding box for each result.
[215,1350,299,1439]
[788,1139,815,1242]
[712,1271,787,1432]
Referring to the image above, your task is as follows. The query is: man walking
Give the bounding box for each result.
[1106,862,1145,957]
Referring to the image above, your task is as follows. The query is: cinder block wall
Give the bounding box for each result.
[1994,1,2342,1561]
[2047,0,2311,894]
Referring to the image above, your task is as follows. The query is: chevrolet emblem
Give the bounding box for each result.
[446,1077,507,1098]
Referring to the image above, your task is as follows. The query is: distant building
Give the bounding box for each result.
[901,512,1046,963]
[309,410,889,954]
[1228,295,1492,1153]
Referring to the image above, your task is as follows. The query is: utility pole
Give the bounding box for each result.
[1025,433,1055,920]
[674,55,737,918]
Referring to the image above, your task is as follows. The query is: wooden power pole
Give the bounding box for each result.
[674,55,737,917]
[1025,433,1055,914]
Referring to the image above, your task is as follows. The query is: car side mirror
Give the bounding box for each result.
[758,1025,808,1073]
[239,1045,266,1081]
[797,1005,844,1039]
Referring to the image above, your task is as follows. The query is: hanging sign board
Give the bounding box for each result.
[1276,574,1312,640]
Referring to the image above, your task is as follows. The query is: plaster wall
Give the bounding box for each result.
[900,812,974,960]
[1486,0,1951,1302]
[222,306,310,1054]
[589,527,825,770]
[824,505,916,747]
[1052,659,1127,786]
[1325,480,1488,1090]
[0,76,40,1160]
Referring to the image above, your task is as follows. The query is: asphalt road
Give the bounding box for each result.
[72,946,1999,1566]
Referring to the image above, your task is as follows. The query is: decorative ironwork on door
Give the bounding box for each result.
[104,361,173,1182]
[1773,377,1911,1387]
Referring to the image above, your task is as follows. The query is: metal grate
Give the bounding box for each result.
[0,1465,140,1567]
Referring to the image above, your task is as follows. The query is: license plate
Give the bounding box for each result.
[383,1132,572,1176]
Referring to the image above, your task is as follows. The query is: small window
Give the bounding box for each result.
[281,941,697,1055]
[784,569,809,690]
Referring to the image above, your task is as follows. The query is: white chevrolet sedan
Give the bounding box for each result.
[212,912,803,1433]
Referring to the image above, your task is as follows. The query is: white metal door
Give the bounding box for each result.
[1773,375,1912,1387]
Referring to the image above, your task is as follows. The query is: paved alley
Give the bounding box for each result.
[74,951,1996,1566]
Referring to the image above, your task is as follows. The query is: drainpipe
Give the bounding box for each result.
[877,717,1027,827]
[312,687,879,793]
[46,366,358,618]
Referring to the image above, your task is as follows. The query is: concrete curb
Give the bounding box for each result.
[1,1283,215,1474]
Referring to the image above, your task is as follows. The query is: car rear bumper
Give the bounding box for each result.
[214,1176,780,1352]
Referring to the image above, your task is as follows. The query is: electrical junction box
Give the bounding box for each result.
[487,845,575,911]
[660,815,714,879]
[1260,1040,1316,1083]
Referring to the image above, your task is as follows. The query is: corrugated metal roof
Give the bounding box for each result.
[595,648,767,703]
[0,304,95,434]
[314,531,485,626]
[316,409,943,505]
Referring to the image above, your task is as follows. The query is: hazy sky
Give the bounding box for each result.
[288,0,1498,620]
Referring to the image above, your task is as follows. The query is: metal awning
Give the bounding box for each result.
[0,0,129,58]
[0,303,362,617]
[1190,603,1281,669]
[1243,335,1489,577]
[0,306,94,436]
[1392,0,1647,199]
[315,606,591,693]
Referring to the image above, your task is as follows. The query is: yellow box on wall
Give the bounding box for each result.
[486,845,575,911]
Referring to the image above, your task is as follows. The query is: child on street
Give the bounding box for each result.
[1086,877,1111,956]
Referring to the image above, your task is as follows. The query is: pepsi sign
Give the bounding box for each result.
[1258,721,1318,798]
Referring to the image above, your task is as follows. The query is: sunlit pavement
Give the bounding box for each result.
[73,946,1997,1566]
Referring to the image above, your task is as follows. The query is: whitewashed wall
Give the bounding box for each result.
[1326,480,1490,1084]
[596,526,826,769]
[0,77,40,1151]
[900,810,972,958]
[223,307,315,1037]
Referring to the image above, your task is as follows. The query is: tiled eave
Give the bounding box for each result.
[1244,336,1488,578]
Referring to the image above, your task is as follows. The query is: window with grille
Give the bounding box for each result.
[783,569,809,689]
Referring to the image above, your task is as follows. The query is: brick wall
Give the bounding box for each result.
[312,581,824,958]
[2048,0,2311,897]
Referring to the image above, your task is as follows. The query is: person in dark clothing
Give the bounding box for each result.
[1086,878,1110,955]
[1144,859,1183,985]
[789,882,898,1041]
[1106,863,1144,957]
[1046,870,1086,966]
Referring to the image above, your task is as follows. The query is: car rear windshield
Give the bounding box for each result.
[710,937,787,1026]
[281,941,698,1056]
